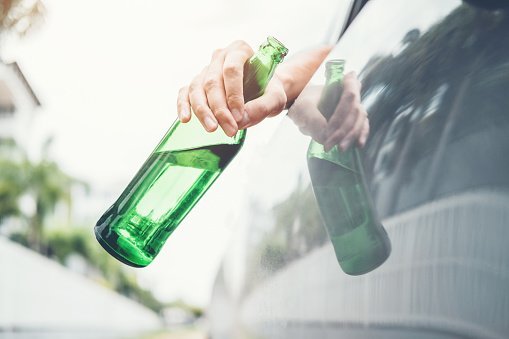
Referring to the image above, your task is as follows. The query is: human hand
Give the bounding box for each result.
[288,72,369,151]
[288,86,328,144]
[323,72,369,151]
[176,40,287,137]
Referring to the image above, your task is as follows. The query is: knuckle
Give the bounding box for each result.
[223,64,241,78]
[213,108,229,120]
[226,93,243,106]
[270,99,286,116]
[231,40,254,56]
[335,128,347,141]
[194,105,208,116]
[255,103,269,118]
[203,77,219,91]
[343,91,356,103]
[356,116,366,130]
[276,95,287,112]
[188,81,200,93]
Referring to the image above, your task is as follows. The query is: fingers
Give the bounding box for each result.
[177,86,191,123]
[339,108,368,150]
[188,69,218,132]
[358,118,370,147]
[177,40,254,136]
[204,49,239,137]
[324,71,368,151]
[239,79,287,129]
[223,42,254,122]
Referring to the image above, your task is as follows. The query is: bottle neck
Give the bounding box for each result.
[259,36,288,64]
[318,60,346,121]
[325,59,345,85]
[243,37,288,102]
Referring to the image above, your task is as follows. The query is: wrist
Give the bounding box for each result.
[275,70,296,109]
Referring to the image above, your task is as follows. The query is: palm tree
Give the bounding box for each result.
[0,138,27,224]
[0,138,86,252]
[25,139,87,251]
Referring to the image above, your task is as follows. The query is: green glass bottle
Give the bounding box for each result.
[307,59,391,275]
[95,37,288,267]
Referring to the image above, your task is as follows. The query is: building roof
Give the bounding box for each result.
[6,61,41,107]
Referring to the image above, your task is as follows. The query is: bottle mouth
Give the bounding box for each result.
[266,36,289,63]
[326,59,346,70]
[325,59,345,77]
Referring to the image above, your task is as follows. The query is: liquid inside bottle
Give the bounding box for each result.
[307,59,391,275]
[307,145,390,275]
[95,144,240,267]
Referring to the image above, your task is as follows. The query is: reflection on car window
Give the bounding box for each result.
[353,3,509,217]
[234,0,509,298]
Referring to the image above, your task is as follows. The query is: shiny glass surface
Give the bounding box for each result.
[209,0,509,338]
[306,60,391,275]
[95,38,288,267]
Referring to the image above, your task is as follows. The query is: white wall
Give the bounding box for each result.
[0,236,161,334]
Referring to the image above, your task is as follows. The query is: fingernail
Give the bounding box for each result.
[180,109,190,121]
[203,116,217,131]
[231,109,242,122]
[222,122,237,137]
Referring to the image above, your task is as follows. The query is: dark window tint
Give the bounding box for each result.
[356,4,509,217]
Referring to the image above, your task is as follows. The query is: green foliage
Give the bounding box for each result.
[8,227,165,313]
[165,300,204,318]
[44,227,89,263]
[1,138,163,313]
[0,158,25,222]
[262,180,327,270]
[359,4,509,211]
[0,138,27,223]
[244,179,327,292]
[0,138,85,250]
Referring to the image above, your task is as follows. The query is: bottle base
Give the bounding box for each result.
[331,224,392,276]
[94,227,152,268]
[338,244,390,276]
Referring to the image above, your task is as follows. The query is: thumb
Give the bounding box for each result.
[238,81,287,129]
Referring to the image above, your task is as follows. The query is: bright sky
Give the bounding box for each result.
[2,0,344,306]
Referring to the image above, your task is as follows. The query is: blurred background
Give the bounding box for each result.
[0,0,342,337]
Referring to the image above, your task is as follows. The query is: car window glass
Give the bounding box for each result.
[320,0,509,218]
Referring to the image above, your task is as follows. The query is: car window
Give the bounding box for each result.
[324,0,509,218]
[211,1,509,338]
